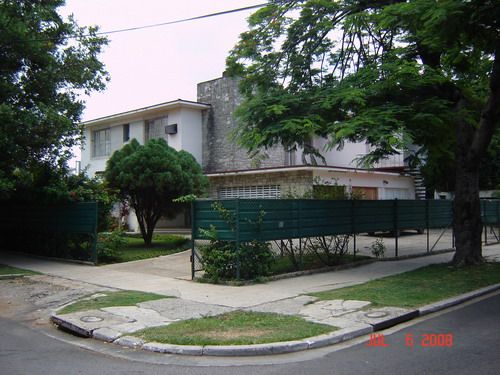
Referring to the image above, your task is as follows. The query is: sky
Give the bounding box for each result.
[60,0,264,122]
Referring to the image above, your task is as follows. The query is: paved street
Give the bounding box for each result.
[1,289,499,374]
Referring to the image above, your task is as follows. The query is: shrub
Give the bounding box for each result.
[97,230,127,262]
[199,240,274,281]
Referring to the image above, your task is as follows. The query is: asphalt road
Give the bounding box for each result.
[1,292,500,375]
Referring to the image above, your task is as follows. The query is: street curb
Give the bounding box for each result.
[371,310,420,331]
[50,284,500,356]
[0,274,25,280]
[418,283,500,316]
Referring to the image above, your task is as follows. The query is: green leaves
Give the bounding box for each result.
[0,0,108,198]
[228,0,498,164]
[104,138,208,245]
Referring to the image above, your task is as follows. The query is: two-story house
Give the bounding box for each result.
[81,74,419,231]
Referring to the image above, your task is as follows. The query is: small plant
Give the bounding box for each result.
[305,235,352,266]
[97,230,127,262]
[371,238,386,258]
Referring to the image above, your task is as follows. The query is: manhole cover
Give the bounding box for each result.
[364,311,389,319]
[80,316,104,323]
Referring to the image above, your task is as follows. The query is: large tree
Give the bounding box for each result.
[0,0,108,198]
[227,0,500,266]
[104,139,208,246]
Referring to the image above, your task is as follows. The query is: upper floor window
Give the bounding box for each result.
[91,128,111,157]
[123,124,130,143]
[145,116,168,142]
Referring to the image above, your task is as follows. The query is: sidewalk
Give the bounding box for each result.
[2,244,500,356]
[2,244,500,308]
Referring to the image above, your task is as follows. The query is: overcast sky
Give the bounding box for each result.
[60,0,263,122]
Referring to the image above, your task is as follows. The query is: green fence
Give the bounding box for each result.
[0,202,99,263]
[192,199,465,241]
[191,199,500,278]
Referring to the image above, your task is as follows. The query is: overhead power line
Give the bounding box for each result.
[95,3,267,37]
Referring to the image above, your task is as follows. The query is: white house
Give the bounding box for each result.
[81,75,420,231]
[81,99,210,177]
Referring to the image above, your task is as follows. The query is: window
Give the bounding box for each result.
[145,116,168,142]
[123,124,130,143]
[91,128,111,157]
[218,185,281,199]
[384,188,410,200]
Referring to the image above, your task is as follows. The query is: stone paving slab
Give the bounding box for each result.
[139,298,234,320]
[51,309,133,337]
[299,299,372,321]
[245,295,318,315]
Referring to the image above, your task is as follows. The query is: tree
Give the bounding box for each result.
[0,0,108,199]
[227,0,500,266]
[104,139,208,246]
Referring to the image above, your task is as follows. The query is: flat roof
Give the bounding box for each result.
[82,99,211,127]
[205,165,408,177]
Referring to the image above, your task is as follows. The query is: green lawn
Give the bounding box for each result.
[100,233,190,264]
[0,264,39,276]
[310,262,500,308]
[58,290,168,315]
[133,311,336,346]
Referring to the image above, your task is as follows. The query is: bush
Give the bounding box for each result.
[199,240,274,281]
[97,230,127,263]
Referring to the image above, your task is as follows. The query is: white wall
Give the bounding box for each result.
[313,138,368,168]
[179,108,203,164]
[129,120,145,144]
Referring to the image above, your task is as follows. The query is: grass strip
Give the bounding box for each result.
[133,311,336,346]
[0,264,39,276]
[100,234,190,264]
[310,262,500,308]
[58,290,168,315]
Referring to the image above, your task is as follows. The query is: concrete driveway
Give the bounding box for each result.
[104,250,192,280]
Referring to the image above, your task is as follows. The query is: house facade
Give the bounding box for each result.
[81,74,420,231]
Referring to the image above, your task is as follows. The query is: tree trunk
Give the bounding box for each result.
[452,144,483,265]
[451,43,500,266]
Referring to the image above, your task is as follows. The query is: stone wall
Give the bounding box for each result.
[207,170,314,198]
[197,74,286,173]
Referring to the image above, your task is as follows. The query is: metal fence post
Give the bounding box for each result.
[351,199,356,258]
[191,200,195,280]
[235,198,241,280]
[91,202,98,265]
[394,199,399,257]
[426,199,430,253]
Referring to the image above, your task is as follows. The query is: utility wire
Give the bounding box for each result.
[9,3,268,43]
[95,3,267,37]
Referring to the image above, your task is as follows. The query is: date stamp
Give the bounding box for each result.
[366,333,454,348]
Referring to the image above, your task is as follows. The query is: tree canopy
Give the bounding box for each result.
[0,0,108,199]
[104,139,208,245]
[227,0,500,265]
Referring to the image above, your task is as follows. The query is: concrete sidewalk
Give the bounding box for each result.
[2,244,500,308]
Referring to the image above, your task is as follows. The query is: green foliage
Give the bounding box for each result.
[227,0,498,175]
[370,238,386,258]
[105,139,208,245]
[96,230,127,263]
[0,0,108,199]
[199,240,274,282]
[198,201,273,281]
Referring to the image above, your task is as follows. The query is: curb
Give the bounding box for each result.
[0,274,26,280]
[51,283,500,357]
